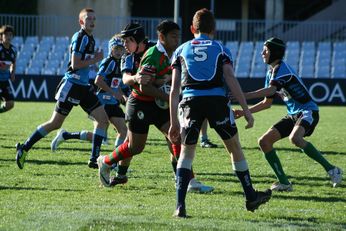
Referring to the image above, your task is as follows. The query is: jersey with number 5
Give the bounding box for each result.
[172,34,233,94]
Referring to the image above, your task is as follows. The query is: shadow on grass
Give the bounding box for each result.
[273,193,346,203]
[0,185,83,192]
[0,158,87,166]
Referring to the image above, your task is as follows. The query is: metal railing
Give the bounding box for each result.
[1,14,345,42]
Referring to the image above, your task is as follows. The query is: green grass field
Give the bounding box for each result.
[0,102,345,230]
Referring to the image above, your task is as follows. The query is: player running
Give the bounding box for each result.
[233,37,343,191]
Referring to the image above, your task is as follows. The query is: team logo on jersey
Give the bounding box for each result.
[137,110,144,120]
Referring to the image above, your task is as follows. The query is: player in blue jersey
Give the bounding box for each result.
[234,37,343,191]
[0,25,16,113]
[51,36,128,150]
[168,9,271,217]
[15,8,109,169]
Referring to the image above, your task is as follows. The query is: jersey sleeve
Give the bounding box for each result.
[121,54,134,73]
[71,33,88,57]
[97,58,114,78]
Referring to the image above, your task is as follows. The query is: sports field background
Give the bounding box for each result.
[0,102,345,230]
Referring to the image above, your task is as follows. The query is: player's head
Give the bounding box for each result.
[191,8,215,35]
[108,36,125,59]
[263,37,286,64]
[0,25,14,43]
[156,20,180,53]
[120,23,146,53]
[79,8,96,33]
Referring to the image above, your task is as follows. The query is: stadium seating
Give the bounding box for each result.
[12,36,346,78]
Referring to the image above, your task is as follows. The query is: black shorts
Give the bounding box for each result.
[0,80,14,101]
[179,96,238,145]
[54,79,101,116]
[104,104,125,118]
[125,94,169,134]
[273,110,319,138]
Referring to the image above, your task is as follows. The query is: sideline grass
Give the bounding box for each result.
[0,102,345,230]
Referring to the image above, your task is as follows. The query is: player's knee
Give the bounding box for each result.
[288,134,303,147]
[129,144,144,155]
[258,135,270,150]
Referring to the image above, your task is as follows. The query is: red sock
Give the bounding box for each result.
[105,141,131,165]
[172,143,181,158]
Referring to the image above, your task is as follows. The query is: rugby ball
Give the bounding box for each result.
[155,84,170,109]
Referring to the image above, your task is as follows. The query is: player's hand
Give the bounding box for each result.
[233,109,244,119]
[135,73,152,85]
[168,123,180,143]
[243,109,254,129]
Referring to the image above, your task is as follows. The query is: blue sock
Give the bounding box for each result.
[63,131,81,140]
[90,128,106,161]
[176,168,192,210]
[23,126,48,151]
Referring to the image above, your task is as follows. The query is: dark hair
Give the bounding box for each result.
[0,25,14,35]
[264,37,286,63]
[120,23,146,44]
[156,20,180,36]
[192,8,215,34]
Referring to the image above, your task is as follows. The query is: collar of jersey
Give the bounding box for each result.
[156,40,169,59]
[195,34,211,40]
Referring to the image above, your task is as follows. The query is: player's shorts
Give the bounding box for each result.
[54,79,101,116]
[125,94,169,134]
[104,103,125,118]
[179,96,238,145]
[273,110,319,138]
[0,80,14,101]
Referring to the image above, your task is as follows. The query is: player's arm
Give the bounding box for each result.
[71,50,103,70]
[223,63,254,129]
[244,85,277,100]
[122,71,151,86]
[10,61,16,81]
[168,68,181,143]
[234,97,274,119]
[94,75,121,100]
[140,80,169,101]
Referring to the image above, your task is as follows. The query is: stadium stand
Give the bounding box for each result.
[13,36,346,78]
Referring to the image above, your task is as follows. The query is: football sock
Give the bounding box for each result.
[172,161,177,174]
[233,160,256,201]
[303,142,334,171]
[63,131,83,140]
[200,134,208,142]
[264,149,290,185]
[176,168,192,210]
[117,165,129,176]
[23,125,48,151]
[90,128,106,161]
[172,143,181,159]
[105,141,132,165]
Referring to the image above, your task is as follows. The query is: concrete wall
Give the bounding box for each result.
[37,0,130,38]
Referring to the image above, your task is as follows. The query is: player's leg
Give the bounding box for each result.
[0,81,14,113]
[0,99,14,112]
[200,119,217,148]
[108,113,131,186]
[289,111,342,187]
[51,129,92,152]
[16,110,67,169]
[88,105,109,168]
[259,117,293,191]
[222,133,271,212]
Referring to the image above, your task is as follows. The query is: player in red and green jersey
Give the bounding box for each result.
[98,21,214,193]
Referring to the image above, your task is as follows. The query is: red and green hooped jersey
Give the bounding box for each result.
[132,42,172,101]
